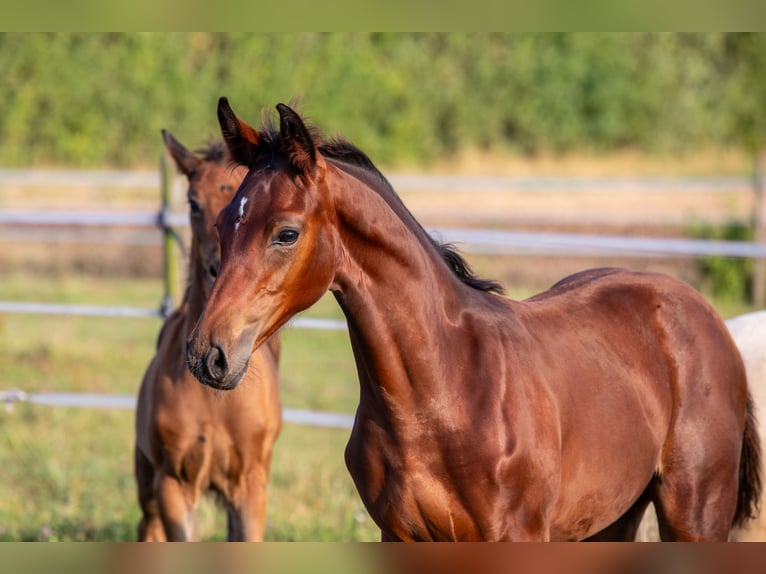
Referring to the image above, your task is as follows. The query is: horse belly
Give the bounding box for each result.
[548,383,669,540]
[549,460,657,541]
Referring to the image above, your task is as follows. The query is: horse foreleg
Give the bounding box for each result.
[381,531,403,542]
[226,466,270,541]
[157,473,195,541]
[134,448,166,542]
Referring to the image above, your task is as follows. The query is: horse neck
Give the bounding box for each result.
[182,236,211,336]
[327,163,473,411]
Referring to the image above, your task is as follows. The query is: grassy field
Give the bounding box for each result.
[0,265,757,542]
[0,272,377,541]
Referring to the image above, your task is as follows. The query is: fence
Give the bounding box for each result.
[2,160,766,418]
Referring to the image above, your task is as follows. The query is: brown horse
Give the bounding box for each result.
[187,98,761,541]
[134,130,282,541]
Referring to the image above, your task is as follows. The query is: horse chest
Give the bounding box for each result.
[373,467,480,541]
[347,430,486,541]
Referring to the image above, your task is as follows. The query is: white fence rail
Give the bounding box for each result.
[0,389,354,429]
[3,209,766,256]
[2,167,765,422]
[2,166,766,317]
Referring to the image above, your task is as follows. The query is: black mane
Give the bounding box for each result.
[319,138,401,196]
[319,139,504,296]
[437,243,505,295]
[196,140,228,164]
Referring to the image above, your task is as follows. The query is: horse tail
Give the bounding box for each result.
[733,392,762,529]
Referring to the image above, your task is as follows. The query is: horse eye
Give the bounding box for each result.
[274,229,300,246]
[188,198,202,215]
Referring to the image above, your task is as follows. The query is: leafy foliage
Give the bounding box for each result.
[690,219,754,302]
[0,33,764,168]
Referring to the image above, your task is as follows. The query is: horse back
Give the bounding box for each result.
[526,267,747,413]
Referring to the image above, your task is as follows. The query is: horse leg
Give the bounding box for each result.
[157,472,195,541]
[652,476,738,542]
[652,428,740,541]
[226,466,270,541]
[584,489,654,541]
[134,447,166,542]
[381,531,403,542]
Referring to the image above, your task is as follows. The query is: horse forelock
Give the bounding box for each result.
[196,140,228,164]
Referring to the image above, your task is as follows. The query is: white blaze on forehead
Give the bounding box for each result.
[235,196,248,233]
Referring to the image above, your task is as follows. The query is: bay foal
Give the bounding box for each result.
[188,100,760,541]
[134,131,282,541]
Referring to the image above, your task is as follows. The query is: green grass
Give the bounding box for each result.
[0,407,139,541]
[0,407,374,541]
[0,271,376,541]
[0,274,162,395]
[0,268,758,541]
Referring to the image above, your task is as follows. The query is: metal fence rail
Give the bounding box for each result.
[0,301,349,331]
[0,210,186,227]
[0,168,159,189]
[436,228,766,259]
[3,210,766,258]
[0,389,354,430]
[2,166,765,425]
[0,301,161,318]
[3,216,766,320]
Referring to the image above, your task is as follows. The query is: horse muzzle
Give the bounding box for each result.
[185,339,247,390]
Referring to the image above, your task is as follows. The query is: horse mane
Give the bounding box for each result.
[436,242,505,295]
[319,138,505,296]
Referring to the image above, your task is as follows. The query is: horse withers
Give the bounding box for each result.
[187,98,761,541]
[134,131,282,541]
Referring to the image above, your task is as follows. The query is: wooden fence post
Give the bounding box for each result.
[753,151,766,307]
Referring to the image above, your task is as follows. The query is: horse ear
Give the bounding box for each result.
[276,103,324,179]
[217,97,260,167]
[161,129,201,176]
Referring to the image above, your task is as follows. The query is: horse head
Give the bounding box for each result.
[162,129,246,293]
[186,99,339,389]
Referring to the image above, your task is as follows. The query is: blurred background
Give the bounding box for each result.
[1,32,765,541]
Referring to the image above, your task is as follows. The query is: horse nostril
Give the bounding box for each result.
[205,344,228,380]
[209,260,220,279]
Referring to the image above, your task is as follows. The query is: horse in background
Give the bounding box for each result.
[134,131,282,541]
[187,99,760,541]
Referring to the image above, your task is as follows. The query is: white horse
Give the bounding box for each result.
[638,310,766,541]
[724,310,766,541]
